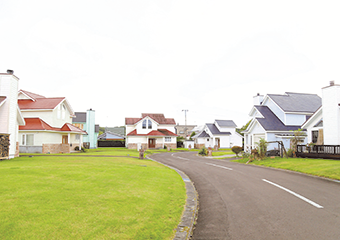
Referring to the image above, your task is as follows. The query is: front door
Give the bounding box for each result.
[216,138,220,148]
[148,138,156,148]
[62,135,68,144]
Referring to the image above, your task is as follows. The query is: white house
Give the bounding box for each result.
[125,113,177,150]
[0,70,25,158]
[243,92,322,152]
[18,90,87,153]
[194,120,242,149]
[302,81,340,145]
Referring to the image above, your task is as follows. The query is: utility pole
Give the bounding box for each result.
[182,109,188,138]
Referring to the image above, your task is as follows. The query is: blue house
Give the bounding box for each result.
[243,92,322,152]
[72,109,99,149]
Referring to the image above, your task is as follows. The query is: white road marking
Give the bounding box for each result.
[171,153,190,161]
[206,163,233,171]
[262,179,324,209]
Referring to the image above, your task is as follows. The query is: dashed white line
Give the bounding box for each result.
[206,163,233,171]
[262,179,324,209]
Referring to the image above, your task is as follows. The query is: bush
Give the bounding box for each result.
[255,138,268,160]
[286,148,294,158]
[74,146,87,152]
[199,147,207,156]
[231,146,243,157]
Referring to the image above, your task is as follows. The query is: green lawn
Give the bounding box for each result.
[0,153,186,239]
[233,157,340,180]
[211,149,234,156]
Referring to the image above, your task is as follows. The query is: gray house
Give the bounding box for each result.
[194,120,243,149]
[243,92,322,152]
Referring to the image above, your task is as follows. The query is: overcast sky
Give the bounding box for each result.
[1,0,339,128]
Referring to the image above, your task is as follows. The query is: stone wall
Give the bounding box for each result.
[194,143,205,149]
[42,144,71,154]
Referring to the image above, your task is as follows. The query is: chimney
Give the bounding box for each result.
[253,93,264,105]
[7,69,14,74]
[330,80,335,86]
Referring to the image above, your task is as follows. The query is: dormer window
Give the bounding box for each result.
[142,119,152,129]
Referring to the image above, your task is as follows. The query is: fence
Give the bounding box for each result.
[296,145,340,159]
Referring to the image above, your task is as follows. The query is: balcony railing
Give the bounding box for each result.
[296,145,340,159]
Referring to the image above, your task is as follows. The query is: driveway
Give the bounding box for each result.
[151,152,340,240]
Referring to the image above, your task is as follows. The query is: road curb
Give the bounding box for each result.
[147,156,198,240]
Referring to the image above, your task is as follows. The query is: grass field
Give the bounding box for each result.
[0,152,186,239]
[211,149,234,157]
[233,157,340,180]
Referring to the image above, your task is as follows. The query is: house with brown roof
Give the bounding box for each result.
[18,90,87,153]
[125,113,177,149]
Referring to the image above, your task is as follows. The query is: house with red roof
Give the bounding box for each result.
[125,113,177,149]
[0,70,25,159]
[18,90,87,153]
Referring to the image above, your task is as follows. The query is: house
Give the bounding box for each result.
[243,92,322,152]
[174,124,197,139]
[125,113,177,149]
[302,81,340,145]
[0,70,25,158]
[72,109,99,148]
[193,120,242,149]
[18,90,87,153]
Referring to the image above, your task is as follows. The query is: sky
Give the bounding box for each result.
[1,0,339,128]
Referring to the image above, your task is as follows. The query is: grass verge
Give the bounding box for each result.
[0,155,186,239]
[233,157,340,180]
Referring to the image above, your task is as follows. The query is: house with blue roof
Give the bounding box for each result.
[194,120,242,149]
[243,92,322,152]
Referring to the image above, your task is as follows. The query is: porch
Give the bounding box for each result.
[296,145,340,160]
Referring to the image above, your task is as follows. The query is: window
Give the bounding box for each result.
[165,137,171,142]
[22,134,34,145]
[312,131,318,143]
[62,105,66,120]
[142,119,147,129]
[75,134,80,140]
[148,120,152,129]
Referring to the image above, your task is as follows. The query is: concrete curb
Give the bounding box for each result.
[147,156,198,240]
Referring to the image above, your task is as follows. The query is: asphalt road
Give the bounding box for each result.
[151,152,340,240]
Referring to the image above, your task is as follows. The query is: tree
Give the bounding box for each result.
[189,131,196,140]
[290,129,305,157]
[236,120,251,136]
[231,146,242,157]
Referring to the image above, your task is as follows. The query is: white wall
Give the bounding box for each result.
[285,113,307,126]
[322,85,340,145]
[0,74,20,158]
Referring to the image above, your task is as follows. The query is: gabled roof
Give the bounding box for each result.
[18,90,45,101]
[125,113,176,125]
[266,92,321,113]
[104,127,125,135]
[18,90,74,116]
[206,123,231,135]
[18,98,65,110]
[196,131,210,138]
[19,118,87,134]
[254,106,301,131]
[127,129,177,137]
[215,120,237,128]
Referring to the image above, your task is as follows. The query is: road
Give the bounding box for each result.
[151,152,340,240]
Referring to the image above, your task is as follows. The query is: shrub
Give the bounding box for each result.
[74,146,87,152]
[286,148,294,158]
[199,147,207,156]
[255,138,268,160]
[231,146,243,157]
